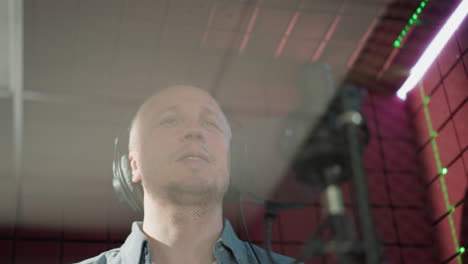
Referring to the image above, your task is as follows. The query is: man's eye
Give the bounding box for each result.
[160,118,178,126]
[204,120,219,128]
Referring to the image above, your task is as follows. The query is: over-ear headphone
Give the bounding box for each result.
[112,127,144,214]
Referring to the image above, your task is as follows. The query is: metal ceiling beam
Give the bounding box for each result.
[9,0,23,181]
[201,0,218,46]
[274,0,304,58]
[376,22,417,80]
[0,89,140,107]
[347,14,382,69]
[209,0,255,97]
[310,3,345,62]
[238,0,262,55]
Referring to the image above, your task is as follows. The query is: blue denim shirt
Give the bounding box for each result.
[76,219,297,264]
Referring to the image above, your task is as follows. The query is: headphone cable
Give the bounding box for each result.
[239,193,262,264]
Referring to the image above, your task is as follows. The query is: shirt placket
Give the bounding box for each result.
[214,242,237,264]
[142,242,152,264]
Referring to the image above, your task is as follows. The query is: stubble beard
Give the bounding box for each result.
[143,167,229,210]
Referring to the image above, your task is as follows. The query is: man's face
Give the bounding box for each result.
[130,86,231,206]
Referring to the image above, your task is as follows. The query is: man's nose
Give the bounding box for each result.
[183,127,204,141]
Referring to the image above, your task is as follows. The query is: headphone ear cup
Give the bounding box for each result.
[120,155,144,212]
[112,133,144,214]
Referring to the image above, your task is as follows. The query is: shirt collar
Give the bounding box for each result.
[120,222,149,264]
[218,219,249,264]
[120,219,248,264]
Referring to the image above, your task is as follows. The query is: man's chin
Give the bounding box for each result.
[147,182,227,207]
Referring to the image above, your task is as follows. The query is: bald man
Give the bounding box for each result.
[78,85,296,264]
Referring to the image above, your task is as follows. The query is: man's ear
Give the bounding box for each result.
[128,151,142,183]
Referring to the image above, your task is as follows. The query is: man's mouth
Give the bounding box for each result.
[184,156,205,161]
[177,151,210,163]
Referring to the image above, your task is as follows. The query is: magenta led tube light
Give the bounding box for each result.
[396,0,468,100]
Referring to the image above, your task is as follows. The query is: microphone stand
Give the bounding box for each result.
[278,84,381,264]
[338,84,381,264]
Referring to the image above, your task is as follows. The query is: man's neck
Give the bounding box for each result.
[142,198,224,264]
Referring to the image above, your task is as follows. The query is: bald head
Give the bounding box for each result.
[129,85,232,152]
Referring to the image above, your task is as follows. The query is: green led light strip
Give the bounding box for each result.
[393,0,429,48]
[419,82,463,263]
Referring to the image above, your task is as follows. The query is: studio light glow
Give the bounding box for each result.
[393,0,428,48]
[396,0,468,100]
[459,247,466,254]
